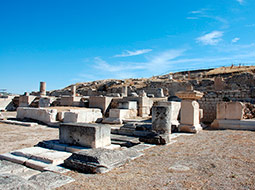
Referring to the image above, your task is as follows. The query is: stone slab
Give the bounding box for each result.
[0,160,27,174]
[0,173,39,190]
[0,153,29,164]
[211,119,255,130]
[28,171,75,189]
[0,119,38,127]
[64,148,142,174]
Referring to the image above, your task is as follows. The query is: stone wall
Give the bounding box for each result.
[198,90,254,123]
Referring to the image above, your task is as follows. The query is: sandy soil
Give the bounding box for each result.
[0,123,58,154]
[0,121,254,190]
[58,130,255,190]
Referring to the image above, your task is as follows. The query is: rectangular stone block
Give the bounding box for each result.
[216,102,244,120]
[118,101,137,109]
[16,107,57,124]
[59,123,111,148]
[19,95,36,107]
[60,96,82,106]
[109,109,137,119]
[63,108,102,123]
[89,96,113,114]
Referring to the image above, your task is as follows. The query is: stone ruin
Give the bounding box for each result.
[1,67,255,187]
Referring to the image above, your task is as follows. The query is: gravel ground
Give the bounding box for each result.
[0,123,58,154]
[58,130,255,190]
[0,120,254,190]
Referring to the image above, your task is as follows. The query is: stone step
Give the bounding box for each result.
[111,134,140,143]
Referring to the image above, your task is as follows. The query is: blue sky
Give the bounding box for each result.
[0,0,255,94]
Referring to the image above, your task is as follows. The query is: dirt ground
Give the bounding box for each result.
[0,122,255,190]
[0,123,58,154]
[59,130,255,190]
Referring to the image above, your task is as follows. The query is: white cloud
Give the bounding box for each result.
[114,49,152,57]
[232,37,240,43]
[196,31,224,45]
[237,0,244,5]
[186,17,199,20]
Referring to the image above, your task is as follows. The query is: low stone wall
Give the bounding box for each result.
[198,90,254,123]
[16,107,58,124]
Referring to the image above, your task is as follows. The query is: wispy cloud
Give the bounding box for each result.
[237,0,244,5]
[114,49,152,57]
[187,8,229,28]
[232,37,240,43]
[196,31,224,45]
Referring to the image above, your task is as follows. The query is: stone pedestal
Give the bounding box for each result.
[59,123,111,148]
[151,106,171,144]
[176,90,204,133]
[40,82,46,96]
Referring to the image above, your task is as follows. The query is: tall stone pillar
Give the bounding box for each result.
[40,82,46,96]
[156,88,164,97]
[71,85,76,97]
[176,89,204,133]
[122,86,128,97]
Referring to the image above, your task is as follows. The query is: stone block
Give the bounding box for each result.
[109,109,137,119]
[155,101,181,125]
[180,100,200,125]
[0,96,14,110]
[16,107,57,124]
[28,171,74,189]
[89,96,112,114]
[216,102,245,120]
[118,101,137,109]
[60,96,82,106]
[211,119,255,130]
[39,97,56,107]
[0,174,39,190]
[63,108,102,123]
[64,148,142,174]
[59,123,111,148]
[18,95,36,107]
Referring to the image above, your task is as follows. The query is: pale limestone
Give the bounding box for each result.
[63,108,102,123]
[19,95,36,107]
[216,101,245,120]
[16,107,57,124]
[89,96,113,114]
[59,123,111,148]
[109,109,137,120]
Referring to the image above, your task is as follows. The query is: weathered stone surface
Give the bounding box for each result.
[154,101,181,126]
[214,76,225,91]
[109,109,137,119]
[19,95,36,107]
[211,119,255,130]
[60,96,82,106]
[151,106,171,144]
[64,148,142,173]
[63,108,102,123]
[59,123,111,148]
[0,96,14,110]
[28,171,74,189]
[39,82,46,96]
[39,97,56,108]
[89,96,112,114]
[16,107,57,124]
[102,117,123,124]
[0,160,27,174]
[0,174,39,190]
[176,90,204,100]
[216,101,245,120]
[118,101,137,109]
